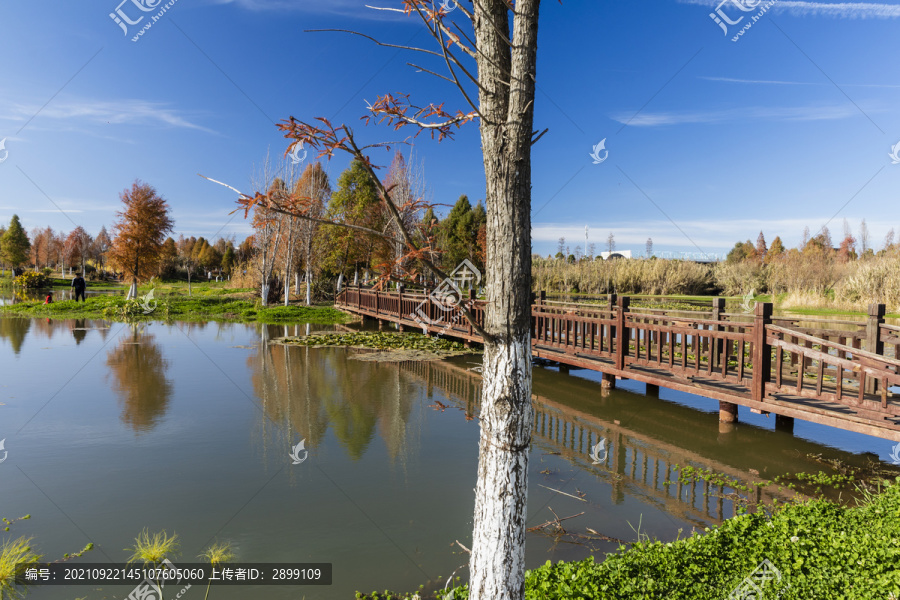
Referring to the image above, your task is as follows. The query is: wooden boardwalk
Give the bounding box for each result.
[335,288,900,441]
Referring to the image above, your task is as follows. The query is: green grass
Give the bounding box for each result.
[357,479,900,600]
[0,292,350,325]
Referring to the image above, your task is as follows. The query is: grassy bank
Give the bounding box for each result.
[359,479,900,600]
[0,288,350,325]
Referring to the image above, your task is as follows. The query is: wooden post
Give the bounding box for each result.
[719,401,738,423]
[538,290,546,306]
[775,414,794,434]
[711,298,725,370]
[751,302,773,403]
[601,373,616,389]
[865,303,886,394]
[646,383,659,396]
[397,285,405,332]
[615,296,630,372]
[468,288,476,337]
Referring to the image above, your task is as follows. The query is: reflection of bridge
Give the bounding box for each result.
[336,289,900,440]
[398,359,802,529]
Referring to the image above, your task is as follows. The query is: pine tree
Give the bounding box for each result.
[1,215,31,269]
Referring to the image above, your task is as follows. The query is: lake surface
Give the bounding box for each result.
[1,315,898,599]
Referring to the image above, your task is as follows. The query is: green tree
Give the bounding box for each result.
[1,215,31,270]
[221,244,235,276]
[440,195,485,271]
[726,239,754,263]
[326,160,381,280]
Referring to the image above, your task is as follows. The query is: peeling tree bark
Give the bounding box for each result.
[469,1,540,598]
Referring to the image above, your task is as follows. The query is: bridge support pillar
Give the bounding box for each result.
[601,373,616,389]
[559,364,570,374]
[377,320,385,330]
[646,383,659,396]
[398,323,406,332]
[719,401,738,423]
[775,414,794,434]
[718,421,736,435]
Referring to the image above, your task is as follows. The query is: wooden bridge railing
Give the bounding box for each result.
[336,287,900,434]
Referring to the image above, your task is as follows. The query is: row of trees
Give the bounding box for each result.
[1,155,488,307]
[725,219,895,266]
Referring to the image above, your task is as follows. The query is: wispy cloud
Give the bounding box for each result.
[699,76,817,85]
[699,76,900,88]
[610,104,863,126]
[207,0,402,19]
[0,97,216,134]
[680,0,900,19]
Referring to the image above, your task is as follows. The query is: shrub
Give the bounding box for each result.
[13,271,51,288]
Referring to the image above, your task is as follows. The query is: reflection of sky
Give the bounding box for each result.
[1,318,897,599]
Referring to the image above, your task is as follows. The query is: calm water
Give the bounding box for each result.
[1,315,897,599]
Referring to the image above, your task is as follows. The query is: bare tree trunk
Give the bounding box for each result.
[305,267,312,306]
[468,1,539,598]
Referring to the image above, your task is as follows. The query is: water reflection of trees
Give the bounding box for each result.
[250,327,418,462]
[106,325,173,432]
[0,318,31,354]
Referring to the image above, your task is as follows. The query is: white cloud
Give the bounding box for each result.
[699,76,900,88]
[0,98,215,134]
[207,0,403,19]
[680,0,900,19]
[611,104,862,126]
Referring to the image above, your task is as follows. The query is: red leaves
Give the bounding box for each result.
[364,93,476,141]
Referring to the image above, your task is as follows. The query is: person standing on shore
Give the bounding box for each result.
[72,274,86,302]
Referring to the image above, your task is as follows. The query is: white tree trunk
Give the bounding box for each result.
[261,283,269,306]
[305,268,312,306]
[469,335,533,598]
[467,1,539,598]
[337,273,343,294]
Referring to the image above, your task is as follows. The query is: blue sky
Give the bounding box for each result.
[1,0,898,258]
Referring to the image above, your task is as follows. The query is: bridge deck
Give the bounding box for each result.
[335,288,900,441]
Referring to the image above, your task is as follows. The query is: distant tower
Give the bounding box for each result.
[585,225,589,249]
